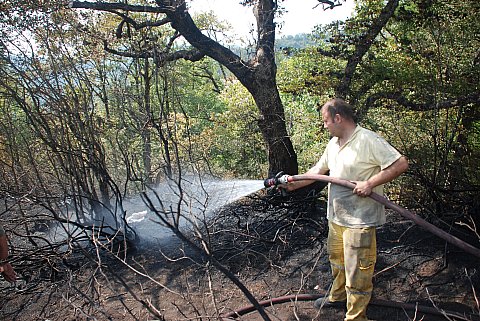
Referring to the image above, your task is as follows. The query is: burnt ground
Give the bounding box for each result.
[1,188,479,321]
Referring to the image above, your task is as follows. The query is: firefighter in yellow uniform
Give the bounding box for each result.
[284,98,408,321]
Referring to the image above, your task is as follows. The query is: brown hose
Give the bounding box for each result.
[221,293,480,320]
[221,174,480,320]
[221,294,322,319]
[290,174,480,258]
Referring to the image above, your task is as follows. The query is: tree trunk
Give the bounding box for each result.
[248,72,298,176]
[69,0,299,176]
[142,58,153,186]
[168,0,298,176]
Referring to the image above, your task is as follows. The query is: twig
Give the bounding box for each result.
[465,268,479,311]
[426,288,454,321]
[373,254,434,277]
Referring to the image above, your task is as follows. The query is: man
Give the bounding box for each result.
[0,225,16,283]
[283,98,408,321]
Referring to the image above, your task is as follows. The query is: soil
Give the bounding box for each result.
[1,189,479,321]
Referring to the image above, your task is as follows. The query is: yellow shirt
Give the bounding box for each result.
[316,126,402,227]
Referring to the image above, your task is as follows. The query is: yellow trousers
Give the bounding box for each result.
[327,221,377,321]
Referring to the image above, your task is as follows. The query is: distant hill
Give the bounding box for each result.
[222,33,316,60]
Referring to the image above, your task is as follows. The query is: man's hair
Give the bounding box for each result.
[318,98,357,123]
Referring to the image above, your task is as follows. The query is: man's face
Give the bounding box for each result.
[321,107,339,136]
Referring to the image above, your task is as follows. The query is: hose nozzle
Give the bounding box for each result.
[263,171,291,188]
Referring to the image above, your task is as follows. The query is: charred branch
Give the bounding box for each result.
[142,192,275,321]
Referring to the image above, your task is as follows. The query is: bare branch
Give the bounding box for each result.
[164,49,205,63]
[336,0,400,98]
[313,0,345,10]
[112,11,171,35]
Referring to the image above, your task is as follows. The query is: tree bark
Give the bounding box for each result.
[253,79,298,176]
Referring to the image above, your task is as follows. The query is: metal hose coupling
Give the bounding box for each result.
[263,171,291,188]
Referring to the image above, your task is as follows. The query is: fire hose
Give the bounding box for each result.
[264,173,480,258]
[221,293,480,320]
[219,174,480,320]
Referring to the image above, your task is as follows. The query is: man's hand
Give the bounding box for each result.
[352,181,373,197]
[0,262,16,283]
[277,183,292,196]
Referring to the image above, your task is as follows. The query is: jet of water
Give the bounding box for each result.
[122,178,265,246]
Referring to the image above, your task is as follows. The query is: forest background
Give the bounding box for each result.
[0,0,479,320]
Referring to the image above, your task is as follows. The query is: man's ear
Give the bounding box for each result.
[334,113,342,123]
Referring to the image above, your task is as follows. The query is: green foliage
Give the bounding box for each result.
[193,81,267,178]
[173,59,226,133]
[364,105,480,216]
[275,0,480,219]
[275,33,317,51]
[469,121,480,151]
[281,93,330,172]
[356,0,479,217]
[277,47,343,96]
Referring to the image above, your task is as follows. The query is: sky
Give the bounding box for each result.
[188,0,355,40]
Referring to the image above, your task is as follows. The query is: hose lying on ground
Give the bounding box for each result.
[221,293,480,320]
[224,174,480,320]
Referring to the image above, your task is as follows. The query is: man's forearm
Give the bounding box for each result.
[284,167,329,191]
[353,156,408,197]
[367,156,409,189]
[284,179,315,191]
